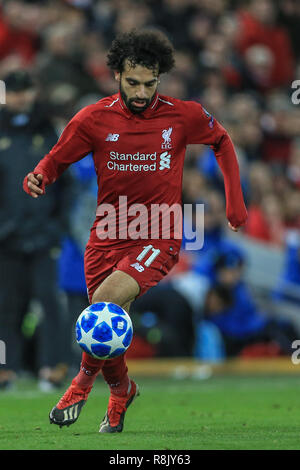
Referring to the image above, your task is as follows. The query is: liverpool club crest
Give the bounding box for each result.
[161,127,173,149]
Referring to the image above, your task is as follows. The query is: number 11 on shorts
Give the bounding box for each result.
[136,245,161,267]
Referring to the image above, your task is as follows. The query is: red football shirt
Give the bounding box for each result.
[31,91,247,250]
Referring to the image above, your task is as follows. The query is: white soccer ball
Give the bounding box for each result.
[75,302,133,359]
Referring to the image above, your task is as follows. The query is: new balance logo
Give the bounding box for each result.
[63,405,79,422]
[159,151,171,170]
[106,133,120,142]
[130,262,145,272]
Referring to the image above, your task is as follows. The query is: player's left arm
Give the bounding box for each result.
[183,101,247,231]
[212,129,247,231]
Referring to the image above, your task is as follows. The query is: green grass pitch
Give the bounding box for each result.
[1,375,300,450]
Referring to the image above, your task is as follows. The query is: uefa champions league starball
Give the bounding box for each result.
[75,302,133,359]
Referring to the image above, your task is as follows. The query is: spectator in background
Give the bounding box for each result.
[278,0,300,61]
[235,0,295,91]
[245,192,286,246]
[273,229,300,305]
[198,250,298,357]
[244,161,300,245]
[0,0,39,66]
[153,0,197,50]
[182,188,244,282]
[35,20,101,104]
[225,93,263,163]
[170,189,243,315]
[287,140,300,190]
[0,70,71,389]
[131,283,195,358]
[159,71,189,100]
[81,30,117,96]
[260,92,299,165]
[112,1,154,37]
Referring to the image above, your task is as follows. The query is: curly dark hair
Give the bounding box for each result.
[107,29,175,74]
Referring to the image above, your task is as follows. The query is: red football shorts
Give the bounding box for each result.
[84,241,179,304]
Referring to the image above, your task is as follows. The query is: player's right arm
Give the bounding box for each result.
[23,106,95,198]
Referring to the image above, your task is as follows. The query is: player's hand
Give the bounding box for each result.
[228,221,239,232]
[25,173,45,198]
[227,206,248,232]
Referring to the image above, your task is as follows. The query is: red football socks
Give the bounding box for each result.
[74,352,104,388]
[101,354,130,396]
[74,352,130,395]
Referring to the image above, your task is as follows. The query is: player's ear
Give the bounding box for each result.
[114,71,121,83]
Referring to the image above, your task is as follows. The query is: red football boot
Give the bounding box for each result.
[99,380,140,433]
[49,379,92,428]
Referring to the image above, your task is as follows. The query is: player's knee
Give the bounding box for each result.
[91,270,139,307]
[91,291,133,313]
[91,286,130,309]
[91,290,120,306]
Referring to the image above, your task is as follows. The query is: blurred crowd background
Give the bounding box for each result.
[0,0,300,389]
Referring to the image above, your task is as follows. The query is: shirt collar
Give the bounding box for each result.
[118,91,159,119]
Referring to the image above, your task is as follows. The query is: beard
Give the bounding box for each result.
[120,83,155,114]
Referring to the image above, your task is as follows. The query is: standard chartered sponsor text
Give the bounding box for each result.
[108,151,157,172]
